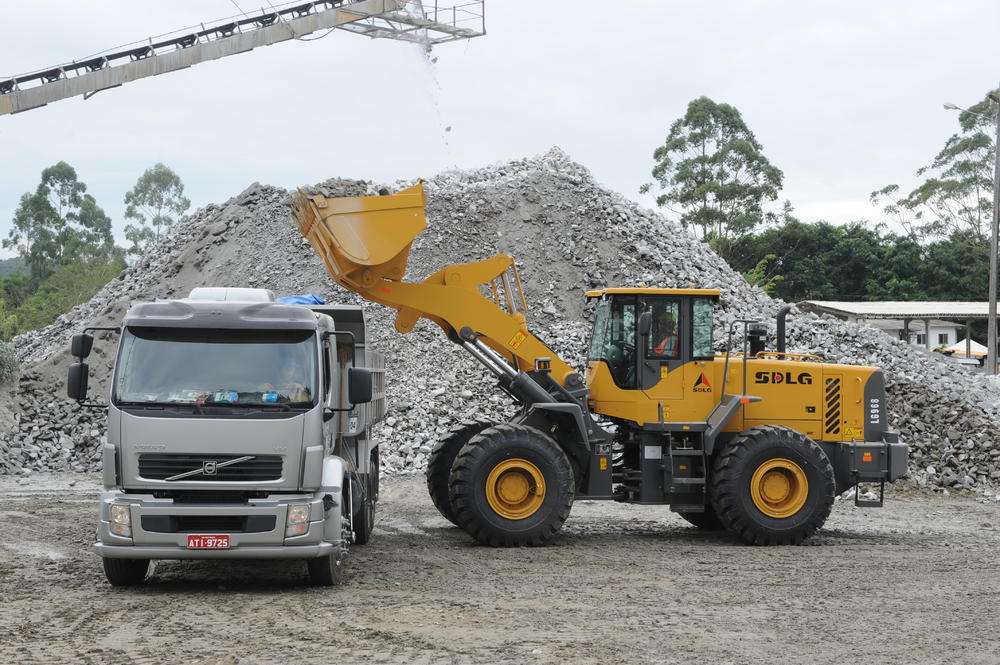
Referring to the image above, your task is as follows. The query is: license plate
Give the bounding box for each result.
[186,534,231,549]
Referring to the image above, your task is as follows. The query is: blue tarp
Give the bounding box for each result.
[276,294,327,305]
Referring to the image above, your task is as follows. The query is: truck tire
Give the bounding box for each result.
[449,424,574,547]
[710,425,835,546]
[426,420,494,526]
[102,557,149,586]
[307,548,347,586]
[678,504,723,530]
[353,473,375,546]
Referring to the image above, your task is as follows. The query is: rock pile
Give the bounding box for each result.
[2,148,999,496]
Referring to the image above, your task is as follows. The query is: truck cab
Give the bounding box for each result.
[68,287,385,586]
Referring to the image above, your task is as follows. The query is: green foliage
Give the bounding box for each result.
[728,214,989,304]
[0,258,125,341]
[13,259,126,335]
[124,163,191,257]
[0,341,18,385]
[0,257,26,278]
[872,90,997,241]
[743,254,784,294]
[3,162,118,282]
[642,96,784,243]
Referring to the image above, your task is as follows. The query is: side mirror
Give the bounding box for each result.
[637,311,652,337]
[347,367,373,404]
[71,333,94,359]
[67,362,90,401]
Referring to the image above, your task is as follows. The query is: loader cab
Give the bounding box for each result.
[586,288,720,391]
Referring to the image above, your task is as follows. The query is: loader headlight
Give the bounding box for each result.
[110,503,132,537]
[285,504,311,537]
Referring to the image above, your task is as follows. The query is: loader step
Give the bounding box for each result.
[670,477,706,485]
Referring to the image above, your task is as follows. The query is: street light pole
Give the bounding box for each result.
[945,85,1000,374]
[992,83,1000,374]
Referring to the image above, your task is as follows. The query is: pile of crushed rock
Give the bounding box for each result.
[2,148,999,497]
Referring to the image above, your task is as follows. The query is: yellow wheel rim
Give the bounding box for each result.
[750,458,809,518]
[485,458,546,520]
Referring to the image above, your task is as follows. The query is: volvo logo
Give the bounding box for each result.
[164,456,255,481]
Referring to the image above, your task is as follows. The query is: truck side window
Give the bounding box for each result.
[323,342,332,400]
[646,299,680,359]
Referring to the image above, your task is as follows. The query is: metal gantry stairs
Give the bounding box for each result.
[0,0,485,116]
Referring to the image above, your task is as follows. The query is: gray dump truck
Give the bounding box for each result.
[67,287,385,586]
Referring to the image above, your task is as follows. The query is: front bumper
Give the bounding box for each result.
[94,542,337,559]
[93,490,341,560]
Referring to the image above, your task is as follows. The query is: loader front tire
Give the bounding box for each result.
[449,424,574,547]
[426,420,494,526]
[710,426,835,546]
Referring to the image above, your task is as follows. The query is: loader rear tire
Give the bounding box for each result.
[710,426,835,546]
[426,420,494,526]
[449,424,574,547]
[102,557,149,587]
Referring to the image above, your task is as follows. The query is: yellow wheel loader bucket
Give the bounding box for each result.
[292,181,427,290]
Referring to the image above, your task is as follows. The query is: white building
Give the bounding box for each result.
[798,301,990,357]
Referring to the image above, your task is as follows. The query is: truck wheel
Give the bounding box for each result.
[710,426,835,546]
[426,420,494,526]
[678,504,723,530]
[449,424,574,547]
[353,474,375,546]
[102,557,149,586]
[307,548,347,586]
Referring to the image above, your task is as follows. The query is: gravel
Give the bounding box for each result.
[2,147,999,497]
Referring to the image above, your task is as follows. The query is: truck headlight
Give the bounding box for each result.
[110,503,132,537]
[285,504,310,537]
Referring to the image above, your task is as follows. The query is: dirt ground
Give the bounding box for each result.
[0,475,998,665]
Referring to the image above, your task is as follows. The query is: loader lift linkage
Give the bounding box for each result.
[293,181,909,547]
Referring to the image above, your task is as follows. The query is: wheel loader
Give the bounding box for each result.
[292,182,909,546]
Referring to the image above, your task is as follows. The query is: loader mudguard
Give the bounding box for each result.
[513,403,593,476]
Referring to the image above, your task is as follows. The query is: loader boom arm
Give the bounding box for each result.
[292,182,578,384]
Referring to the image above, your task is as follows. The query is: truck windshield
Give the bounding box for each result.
[114,327,318,407]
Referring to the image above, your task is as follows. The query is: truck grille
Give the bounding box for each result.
[141,515,276,533]
[138,454,283,481]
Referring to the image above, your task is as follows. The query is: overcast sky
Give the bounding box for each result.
[1,0,998,259]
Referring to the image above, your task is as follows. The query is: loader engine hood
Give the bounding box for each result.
[116,407,307,491]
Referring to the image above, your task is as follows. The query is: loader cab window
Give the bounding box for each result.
[588,297,637,389]
[646,300,681,359]
[691,297,715,359]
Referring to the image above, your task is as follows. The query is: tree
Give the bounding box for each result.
[3,162,117,281]
[123,163,191,257]
[9,257,126,337]
[727,209,886,302]
[641,96,784,245]
[871,89,998,241]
